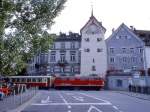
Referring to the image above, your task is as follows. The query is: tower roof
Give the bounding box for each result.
[80,15,106,33]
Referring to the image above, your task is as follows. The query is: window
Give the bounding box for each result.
[60,67,65,73]
[93,58,95,63]
[50,54,56,62]
[61,42,65,49]
[97,48,103,52]
[122,48,126,53]
[139,48,143,53]
[116,79,122,87]
[60,54,65,62]
[51,67,54,73]
[84,48,90,52]
[51,43,55,49]
[131,57,136,63]
[71,67,74,72]
[70,53,76,62]
[92,66,96,71]
[97,38,102,42]
[71,42,75,49]
[84,38,89,42]
[110,48,114,53]
[110,57,115,63]
[130,48,134,53]
[140,57,143,63]
[123,57,127,62]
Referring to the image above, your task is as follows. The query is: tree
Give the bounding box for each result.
[0,0,66,76]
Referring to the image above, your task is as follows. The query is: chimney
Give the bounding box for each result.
[130,26,134,30]
[112,28,115,33]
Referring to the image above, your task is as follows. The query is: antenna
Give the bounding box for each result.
[91,0,94,17]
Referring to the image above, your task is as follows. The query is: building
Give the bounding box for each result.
[27,14,108,77]
[133,29,150,69]
[27,32,81,76]
[106,23,145,72]
[80,14,107,77]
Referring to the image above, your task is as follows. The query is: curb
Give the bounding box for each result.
[115,91,150,101]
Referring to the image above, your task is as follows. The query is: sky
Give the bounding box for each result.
[50,0,150,37]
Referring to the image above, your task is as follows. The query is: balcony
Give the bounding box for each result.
[57,60,68,67]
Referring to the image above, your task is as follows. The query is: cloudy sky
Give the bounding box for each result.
[50,0,150,37]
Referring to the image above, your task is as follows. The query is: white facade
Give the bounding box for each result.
[80,15,107,77]
[145,47,150,69]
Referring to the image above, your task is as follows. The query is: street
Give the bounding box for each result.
[21,90,150,112]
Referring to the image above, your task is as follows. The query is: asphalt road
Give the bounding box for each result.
[21,90,150,112]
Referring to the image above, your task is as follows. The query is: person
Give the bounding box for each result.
[0,91,4,100]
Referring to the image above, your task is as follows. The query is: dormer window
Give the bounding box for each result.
[97,48,103,52]
[97,38,102,42]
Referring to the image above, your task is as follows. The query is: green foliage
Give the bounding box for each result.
[0,0,66,76]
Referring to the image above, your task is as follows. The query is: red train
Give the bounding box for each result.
[53,75,105,90]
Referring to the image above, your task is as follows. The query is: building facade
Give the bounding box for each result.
[106,23,145,72]
[80,15,107,77]
[27,32,81,76]
[133,30,150,69]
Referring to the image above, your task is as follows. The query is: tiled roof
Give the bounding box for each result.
[134,30,150,46]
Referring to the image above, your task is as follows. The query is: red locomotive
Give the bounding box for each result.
[53,75,105,90]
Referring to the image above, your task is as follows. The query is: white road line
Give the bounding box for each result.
[87,105,103,112]
[79,93,111,104]
[113,106,119,110]
[72,96,84,102]
[32,102,112,106]
[66,93,74,95]
[58,92,72,109]
[58,92,68,104]
[68,105,72,109]
[41,96,51,104]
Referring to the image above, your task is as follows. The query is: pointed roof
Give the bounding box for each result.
[80,14,106,33]
[106,23,144,45]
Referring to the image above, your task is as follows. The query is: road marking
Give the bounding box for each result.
[87,105,103,112]
[32,102,112,106]
[58,92,72,109]
[66,93,74,95]
[68,105,72,109]
[68,111,71,112]
[41,96,52,104]
[79,93,111,104]
[72,96,84,102]
[58,92,68,104]
[113,106,119,110]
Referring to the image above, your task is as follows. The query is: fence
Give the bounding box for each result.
[0,84,37,112]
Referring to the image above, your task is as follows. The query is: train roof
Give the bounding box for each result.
[9,76,53,78]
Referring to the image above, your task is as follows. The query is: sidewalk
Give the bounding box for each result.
[114,91,150,101]
[0,89,37,112]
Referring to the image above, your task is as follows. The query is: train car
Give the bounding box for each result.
[9,76,54,89]
[53,75,105,90]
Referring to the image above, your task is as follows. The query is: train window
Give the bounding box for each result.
[21,78,25,82]
[32,78,36,82]
[42,78,47,82]
[12,78,16,82]
[27,78,31,82]
[17,78,20,82]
